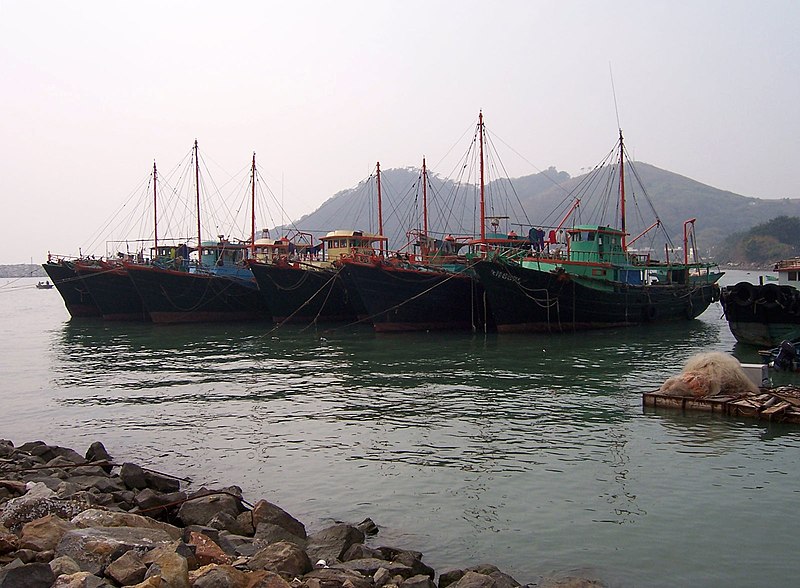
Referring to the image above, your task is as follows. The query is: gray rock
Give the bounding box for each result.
[104,549,147,585]
[0,484,90,532]
[190,565,249,588]
[143,470,181,493]
[254,522,307,548]
[69,476,126,494]
[55,527,174,575]
[393,551,435,579]
[85,442,113,468]
[134,488,186,517]
[119,463,147,491]
[178,492,240,526]
[247,540,312,577]
[52,571,110,587]
[209,511,251,536]
[235,511,255,536]
[0,560,55,588]
[334,558,413,579]
[356,518,379,536]
[439,569,465,588]
[374,567,392,588]
[49,555,82,577]
[341,544,384,562]
[465,565,519,588]
[71,508,182,540]
[303,567,373,588]
[0,440,13,458]
[251,500,307,539]
[449,571,497,588]
[402,575,437,588]
[306,524,365,565]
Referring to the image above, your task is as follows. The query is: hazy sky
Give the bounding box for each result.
[2,0,798,263]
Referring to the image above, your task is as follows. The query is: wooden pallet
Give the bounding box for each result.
[643,387,800,424]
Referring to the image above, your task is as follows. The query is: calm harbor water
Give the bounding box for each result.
[1,270,798,587]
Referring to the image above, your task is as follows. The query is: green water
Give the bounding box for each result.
[1,271,797,587]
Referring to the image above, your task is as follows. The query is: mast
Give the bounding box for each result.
[153,161,158,252]
[479,111,486,242]
[618,128,627,251]
[194,140,202,261]
[376,161,384,255]
[250,152,256,258]
[422,157,428,238]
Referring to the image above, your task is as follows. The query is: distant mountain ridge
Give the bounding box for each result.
[275,162,800,259]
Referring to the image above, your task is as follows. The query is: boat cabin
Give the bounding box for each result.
[775,258,800,289]
[198,237,249,276]
[567,225,627,265]
[322,230,387,260]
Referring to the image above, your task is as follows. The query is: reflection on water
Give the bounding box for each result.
[4,274,800,587]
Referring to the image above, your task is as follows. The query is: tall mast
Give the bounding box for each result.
[250,152,256,258]
[422,157,428,237]
[153,161,158,252]
[194,139,202,260]
[376,161,384,255]
[618,129,627,251]
[479,111,486,242]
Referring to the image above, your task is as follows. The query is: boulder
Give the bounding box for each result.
[71,508,182,540]
[247,540,312,577]
[104,549,147,586]
[67,476,126,494]
[208,512,251,536]
[302,567,373,588]
[250,500,306,539]
[119,464,148,491]
[49,555,82,577]
[0,483,90,532]
[393,551,435,579]
[245,569,295,588]
[0,440,14,458]
[187,531,233,566]
[0,528,19,555]
[448,571,497,588]
[188,564,249,588]
[253,522,307,548]
[55,527,174,575]
[340,544,383,562]
[0,560,55,588]
[134,488,186,518]
[19,514,77,551]
[85,442,113,471]
[334,558,413,579]
[464,566,519,588]
[306,525,365,565]
[438,569,464,588]
[356,518,379,536]
[178,493,240,527]
[143,551,189,588]
[51,570,109,587]
[402,575,436,588]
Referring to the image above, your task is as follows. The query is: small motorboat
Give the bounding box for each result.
[36,280,54,289]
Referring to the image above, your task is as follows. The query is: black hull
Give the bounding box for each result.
[473,259,719,333]
[340,262,491,332]
[42,261,102,318]
[75,265,149,321]
[720,282,800,347]
[249,262,358,323]
[126,266,270,324]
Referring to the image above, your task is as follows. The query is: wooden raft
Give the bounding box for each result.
[643,386,800,424]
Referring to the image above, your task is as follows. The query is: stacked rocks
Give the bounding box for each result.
[0,439,602,588]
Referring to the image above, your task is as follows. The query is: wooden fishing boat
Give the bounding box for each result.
[720,259,800,347]
[42,258,102,317]
[248,229,384,324]
[472,130,723,332]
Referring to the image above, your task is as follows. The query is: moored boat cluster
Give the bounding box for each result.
[0,440,603,588]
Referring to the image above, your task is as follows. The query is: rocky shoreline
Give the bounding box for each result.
[0,440,602,588]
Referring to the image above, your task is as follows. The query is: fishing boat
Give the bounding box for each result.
[35,280,54,290]
[72,258,149,321]
[720,259,800,346]
[248,229,384,324]
[125,147,270,324]
[472,130,723,332]
[41,258,102,317]
[337,119,502,333]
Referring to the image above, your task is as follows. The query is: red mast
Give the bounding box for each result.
[153,161,158,252]
[250,152,256,258]
[194,140,202,261]
[376,161,384,255]
[479,111,486,242]
[618,129,627,251]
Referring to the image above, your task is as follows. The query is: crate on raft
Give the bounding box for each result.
[643,386,800,425]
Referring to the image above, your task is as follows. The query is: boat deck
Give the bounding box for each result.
[643,387,800,424]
